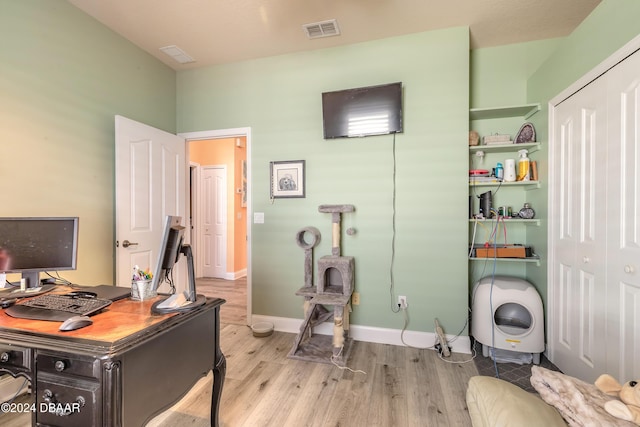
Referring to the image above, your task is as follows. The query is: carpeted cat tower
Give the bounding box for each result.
[288,204,355,366]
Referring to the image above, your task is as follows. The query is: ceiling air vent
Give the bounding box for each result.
[159,45,195,64]
[303,19,340,39]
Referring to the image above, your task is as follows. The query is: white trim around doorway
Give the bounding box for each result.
[179,127,252,326]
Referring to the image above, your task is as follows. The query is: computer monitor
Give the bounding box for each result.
[151,215,205,313]
[0,217,78,288]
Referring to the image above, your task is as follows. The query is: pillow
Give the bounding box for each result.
[466,375,567,427]
[530,366,636,427]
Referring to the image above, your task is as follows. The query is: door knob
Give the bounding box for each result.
[122,240,138,248]
[624,265,635,274]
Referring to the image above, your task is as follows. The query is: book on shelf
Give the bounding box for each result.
[469,177,500,183]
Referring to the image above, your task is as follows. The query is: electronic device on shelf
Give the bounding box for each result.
[5,293,112,321]
[322,82,403,139]
[0,217,78,289]
[151,216,206,314]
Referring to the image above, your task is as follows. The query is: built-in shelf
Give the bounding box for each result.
[468,103,542,273]
[469,103,540,121]
[469,142,541,154]
[469,255,540,265]
[469,180,540,190]
[468,218,540,226]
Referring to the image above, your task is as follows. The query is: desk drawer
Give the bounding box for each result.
[36,373,100,427]
[37,352,100,380]
[0,344,30,372]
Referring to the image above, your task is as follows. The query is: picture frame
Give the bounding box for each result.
[270,160,305,198]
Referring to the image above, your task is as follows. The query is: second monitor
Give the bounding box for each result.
[151,216,206,314]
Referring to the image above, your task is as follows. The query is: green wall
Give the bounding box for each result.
[471,38,562,109]
[467,0,640,313]
[5,0,639,342]
[525,0,640,305]
[468,39,561,297]
[178,28,471,334]
[0,0,176,285]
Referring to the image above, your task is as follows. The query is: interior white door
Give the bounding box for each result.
[605,49,640,381]
[550,75,608,382]
[202,166,227,278]
[115,116,186,289]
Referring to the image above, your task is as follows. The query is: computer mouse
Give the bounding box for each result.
[0,298,17,309]
[59,315,93,331]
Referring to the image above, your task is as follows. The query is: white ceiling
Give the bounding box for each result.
[67,0,602,70]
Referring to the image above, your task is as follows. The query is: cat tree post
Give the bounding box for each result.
[318,204,355,256]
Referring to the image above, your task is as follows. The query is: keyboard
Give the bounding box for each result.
[5,293,112,321]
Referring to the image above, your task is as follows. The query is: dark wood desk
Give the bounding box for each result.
[0,293,225,426]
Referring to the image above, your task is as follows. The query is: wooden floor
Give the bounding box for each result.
[197,277,247,325]
[148,323,479,426]
[0,279,480,426]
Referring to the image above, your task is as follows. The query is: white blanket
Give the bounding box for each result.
[530,366,636,427]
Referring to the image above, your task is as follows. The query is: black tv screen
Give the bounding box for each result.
[322,82,403,139]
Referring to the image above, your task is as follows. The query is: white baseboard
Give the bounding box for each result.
[250,315,472,355]
[0,375,29,403]
[225,269,247,280]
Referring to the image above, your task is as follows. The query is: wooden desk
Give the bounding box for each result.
[0,293,225,426]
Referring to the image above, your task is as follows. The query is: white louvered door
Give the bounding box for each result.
[549,74,607,383]
[549,47,640,383]
[605,49,640,382]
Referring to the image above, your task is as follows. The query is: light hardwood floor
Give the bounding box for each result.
[197,277,247,325]
[0,279,479,426]
[0,325,477,427]
[151,323,478,426]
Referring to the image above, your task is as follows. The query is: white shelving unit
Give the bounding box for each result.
[469,103,540,121]
[468,103,541,266]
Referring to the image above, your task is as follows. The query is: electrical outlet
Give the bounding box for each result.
[398,295,407,309]
[352,292,360,305]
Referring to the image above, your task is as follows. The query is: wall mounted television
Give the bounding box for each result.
[322,82,403,139]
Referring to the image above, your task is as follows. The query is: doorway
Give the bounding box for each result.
[180,128,251,326]
[201,165,227,279]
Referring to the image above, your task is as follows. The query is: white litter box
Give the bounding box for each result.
[471,276,544,364]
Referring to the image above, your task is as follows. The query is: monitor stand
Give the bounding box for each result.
[151,244,206,314]
[22,271,41,289]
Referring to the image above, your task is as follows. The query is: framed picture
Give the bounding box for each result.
[270,160,305,198]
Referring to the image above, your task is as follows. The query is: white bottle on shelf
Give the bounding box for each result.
[504,159,516,182]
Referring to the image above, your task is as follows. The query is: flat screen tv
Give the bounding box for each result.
[322,82,403,139]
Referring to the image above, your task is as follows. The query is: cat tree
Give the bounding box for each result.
[288,204,355,366]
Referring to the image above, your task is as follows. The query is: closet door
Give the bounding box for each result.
[549,75,608,382]
[606,49,640,381]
